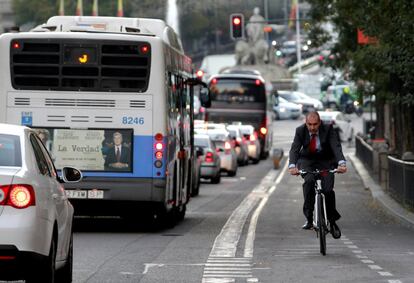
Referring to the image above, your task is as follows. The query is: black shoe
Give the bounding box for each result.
[330,221,341,239]
[302,221,313,230]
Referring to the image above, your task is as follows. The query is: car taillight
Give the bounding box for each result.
[205,152,214,163]
[0,184,35,209]
[250,134,256,142]
[260,127,267,135]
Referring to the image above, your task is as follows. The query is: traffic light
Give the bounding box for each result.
[230,13,244,40]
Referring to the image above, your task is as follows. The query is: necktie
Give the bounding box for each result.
[309,134,317,153]
[116,147,120,162]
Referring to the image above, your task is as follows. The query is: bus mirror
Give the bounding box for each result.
[199,88,211,108]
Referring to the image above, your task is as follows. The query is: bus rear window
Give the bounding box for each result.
[209,78,266,103]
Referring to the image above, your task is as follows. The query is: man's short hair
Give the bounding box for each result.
[113,132,122,138]
[306,111,320,122]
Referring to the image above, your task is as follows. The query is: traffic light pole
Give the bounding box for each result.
[295,2,302,74]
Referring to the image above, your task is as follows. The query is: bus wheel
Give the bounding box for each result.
[176,204,186,222]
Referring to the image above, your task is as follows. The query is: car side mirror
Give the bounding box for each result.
[61,167,82,183]
[199,88,211,108]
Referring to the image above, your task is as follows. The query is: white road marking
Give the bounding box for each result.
[142,263,164,274]
[361,259,375,264]
[203,165,284,282]
[378,271,393,276]
[356,255,369,259]
[202,279,235,283]
[352,250,363,253]
[388,280,402,283]
[244,162,288,257]
[344,241,353,244]
[347,245,358,249]
[369,265,383,270]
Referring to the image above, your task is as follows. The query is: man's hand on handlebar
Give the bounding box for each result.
[289,167,300,176]
[336,164,347,173]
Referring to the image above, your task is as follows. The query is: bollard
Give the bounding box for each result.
[272,148,284,169]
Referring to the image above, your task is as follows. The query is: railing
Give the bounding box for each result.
[388,156,414,210]
[355,135,373,171]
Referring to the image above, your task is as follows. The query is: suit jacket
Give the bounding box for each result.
[289,123,345,169]
[104,145,131,170]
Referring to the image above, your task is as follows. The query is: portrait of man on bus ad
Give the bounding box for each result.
[35,128,133,172]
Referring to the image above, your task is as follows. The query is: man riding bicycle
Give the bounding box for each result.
[288,111,347,239]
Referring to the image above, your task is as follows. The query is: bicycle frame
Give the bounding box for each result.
[299,169,337,255]
[313,180,328,232]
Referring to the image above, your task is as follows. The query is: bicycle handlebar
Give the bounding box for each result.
[298,169,338,176]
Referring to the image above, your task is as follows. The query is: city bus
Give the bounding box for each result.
[205,72,273,159]
[0,16,209,225]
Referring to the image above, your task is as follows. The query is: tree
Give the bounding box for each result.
[307,0,414,156]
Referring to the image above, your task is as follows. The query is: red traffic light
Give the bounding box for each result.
[230,13,244,40]
[233,17,241,25]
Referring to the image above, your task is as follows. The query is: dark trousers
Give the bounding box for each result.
[302,171,341,223]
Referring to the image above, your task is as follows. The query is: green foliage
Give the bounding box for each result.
[13,0,135,27]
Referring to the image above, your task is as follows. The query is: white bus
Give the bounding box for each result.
[0,16,210,225]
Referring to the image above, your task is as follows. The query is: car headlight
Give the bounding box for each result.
[353,101,359,106]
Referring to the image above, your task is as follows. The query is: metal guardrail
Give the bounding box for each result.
[355,135,373,171]
[388,156,414,209]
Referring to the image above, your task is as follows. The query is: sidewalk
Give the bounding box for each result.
[349,153,414,229]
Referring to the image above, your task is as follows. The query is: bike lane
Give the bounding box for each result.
[251,157,414,283]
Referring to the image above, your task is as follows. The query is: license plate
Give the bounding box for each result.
[88,190,104,199]
[65,190,104,199]
[66,190,87,199]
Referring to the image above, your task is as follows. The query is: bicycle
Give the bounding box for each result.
[299,169,337,256]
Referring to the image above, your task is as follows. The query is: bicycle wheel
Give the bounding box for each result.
[317,194,327,256]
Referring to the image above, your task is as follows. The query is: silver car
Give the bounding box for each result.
[197,129,238,176]
[194,134,221,184]
[238,125,261,164]
[0,123,82,282]
[226,125,249,165]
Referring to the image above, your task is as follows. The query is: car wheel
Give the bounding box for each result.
[191,174,200,197]
[228,170,237,177]
[211,173,221,184]
[27,236,57,283]
[56,233,73,283]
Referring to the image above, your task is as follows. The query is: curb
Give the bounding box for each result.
[348,154,414,229]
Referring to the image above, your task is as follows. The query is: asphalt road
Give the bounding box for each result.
[68,116,414,283]
[4,116,413,283]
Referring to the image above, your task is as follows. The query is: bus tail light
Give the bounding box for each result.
[205,152,214,163]
[155,142,163,151]
[155,151,163,159]
[0,184,35,209]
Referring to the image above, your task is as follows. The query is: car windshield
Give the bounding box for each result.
[279,92,302,101]
[0,134,22,167]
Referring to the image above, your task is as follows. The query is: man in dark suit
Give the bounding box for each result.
[104,132,131,171]
[288,111,347,239]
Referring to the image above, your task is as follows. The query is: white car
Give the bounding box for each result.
[295,91,324,111]
[318,111,354,142]
[0,123,82,282]
[278,90,319,114]
[273,96,302,120]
